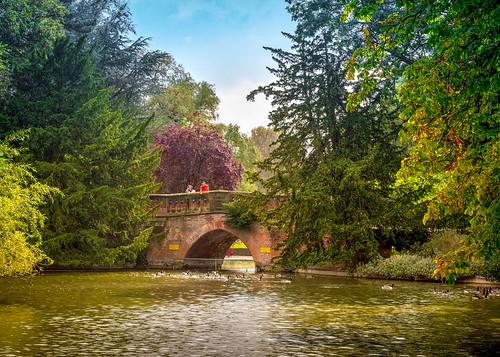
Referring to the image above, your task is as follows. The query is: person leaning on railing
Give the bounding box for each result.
[199,181,209,193]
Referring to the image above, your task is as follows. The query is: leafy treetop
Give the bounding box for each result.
[154,124,243,193]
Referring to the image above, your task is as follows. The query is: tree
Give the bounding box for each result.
[0,0,66,86]
[0,0,172,269]
[250,126,279,160]
[1,33,159,266]
[344,0,499,281]
[61,0,183,106]
[250,126,279,183]
[154,125,242,193]
[39,90,159,266]
[0,38,98,137]
[0,137,54,276]
[215,123,260,191]
[0,0,67,127]
[0,44,7,95]
[248,0,424,269]
[145,77,219,134]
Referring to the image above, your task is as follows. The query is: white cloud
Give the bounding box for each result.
[217,80,271,134]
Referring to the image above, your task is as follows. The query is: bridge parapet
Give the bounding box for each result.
[150,190,247,217]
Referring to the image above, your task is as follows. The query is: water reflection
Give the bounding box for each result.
[0,272,498,356]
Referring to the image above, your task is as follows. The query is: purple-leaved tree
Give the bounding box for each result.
[154,125,243,193]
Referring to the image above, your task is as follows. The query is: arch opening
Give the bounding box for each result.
[184,229,255,272]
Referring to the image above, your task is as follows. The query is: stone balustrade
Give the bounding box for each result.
[150,190,247,217]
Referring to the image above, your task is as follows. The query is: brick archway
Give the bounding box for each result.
[147,213,278,270]
[185,229,240,259]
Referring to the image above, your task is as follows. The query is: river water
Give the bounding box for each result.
[0,272,498,356]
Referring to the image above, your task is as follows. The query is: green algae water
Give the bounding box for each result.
[0,272,498,356]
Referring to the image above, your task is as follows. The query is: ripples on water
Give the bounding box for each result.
[0,272,498,356]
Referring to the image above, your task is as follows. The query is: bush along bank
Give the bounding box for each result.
[353,254,497,283]
[352,229,499,283]
[354,254,438,281]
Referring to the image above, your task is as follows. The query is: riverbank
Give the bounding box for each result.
[42,261,499,286]
[296,267,500,287]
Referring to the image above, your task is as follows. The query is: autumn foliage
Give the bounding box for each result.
[154,125,243,193]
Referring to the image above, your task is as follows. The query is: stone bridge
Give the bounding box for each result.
[147,191,281,270]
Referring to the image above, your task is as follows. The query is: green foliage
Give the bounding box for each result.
[224,198,257,229]
[38,90,160,266]
[0,137,55,276]
[0,38,98,136]
[481,255,500,282]
[114,227,153,265]
[0,0,66,79]
[248,0,425,269]
[418,230,465,258]
[248,126,279,186]
[0,0,177,270]
[345,0,499,279]
[216,123,260,191]
[0,44,6,95]
[146,77,219,133]
[250,126,278,160]
[43,227,153,267]
[355,254,437,281]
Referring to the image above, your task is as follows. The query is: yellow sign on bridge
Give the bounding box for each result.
[260,246,271,254]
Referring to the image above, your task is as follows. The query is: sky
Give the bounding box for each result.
[129,0,294,134]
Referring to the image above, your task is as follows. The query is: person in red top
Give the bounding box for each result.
[199,181,209,193]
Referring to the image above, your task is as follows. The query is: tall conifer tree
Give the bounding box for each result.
[249,0,425,268]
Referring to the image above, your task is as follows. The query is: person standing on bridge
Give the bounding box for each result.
[185,184,196,193]
[199,181,209,193]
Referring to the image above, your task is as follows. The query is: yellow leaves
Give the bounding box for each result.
[414,108,425,121]
[362,26,372,46]
[423,202,441,224]
[0,232,48,277]
[0,142,55,276]
[345,55,358,81]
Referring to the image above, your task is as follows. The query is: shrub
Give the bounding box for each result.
[0,140,55,276]
[224,198,256,229]
[355,253,437,280]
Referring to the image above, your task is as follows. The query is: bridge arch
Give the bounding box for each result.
[186,229,241,259]
[184,225,269,267]
[147,211,277,270]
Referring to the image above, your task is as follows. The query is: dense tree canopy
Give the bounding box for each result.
[250,126,279,160]
[1,0,495,280]
[250,126,279,183]
[0,44,6,95]
[0,0,164,272]
[248,0,425,268]
[0,0,66,84]
[0,0,254,275]
[154,125,243,193]
[39,90,159,266]
[0,38,98,136]
[344,0,499,281]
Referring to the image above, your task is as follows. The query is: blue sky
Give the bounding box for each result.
[129,0,294,133]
